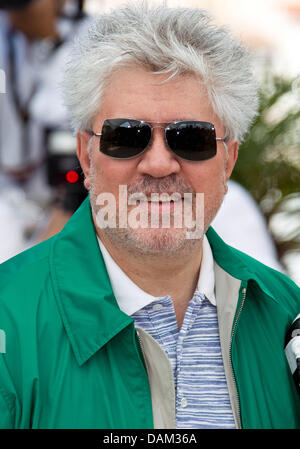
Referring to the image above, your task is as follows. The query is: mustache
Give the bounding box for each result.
[127,175,195,196]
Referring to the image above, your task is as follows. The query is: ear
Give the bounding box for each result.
[77,131,92,190]
[225,140,239,181]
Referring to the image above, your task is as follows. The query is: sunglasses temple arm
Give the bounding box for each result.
[217,139,229,155]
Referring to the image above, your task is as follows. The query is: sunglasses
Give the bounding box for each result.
[89,118,227,162]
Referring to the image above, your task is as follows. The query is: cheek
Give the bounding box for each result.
[186,163,227,229]
[185,162,227,213]
[91,156,137,194]
[186,161,225,193]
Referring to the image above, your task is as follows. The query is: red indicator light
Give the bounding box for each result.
[66,170,79,183]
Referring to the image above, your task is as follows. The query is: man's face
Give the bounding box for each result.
[77,66,238,254]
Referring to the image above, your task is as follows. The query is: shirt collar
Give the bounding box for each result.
[198,235,217,306]
[97,235,216,316]
[50,197,279,367]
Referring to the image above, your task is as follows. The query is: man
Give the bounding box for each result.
[0,2,299,429]
[0,0,67,193]
[0,0,88,260]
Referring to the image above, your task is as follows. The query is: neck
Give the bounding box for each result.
[96,226,203,328]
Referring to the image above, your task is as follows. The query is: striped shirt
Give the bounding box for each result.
[98,237,235,429]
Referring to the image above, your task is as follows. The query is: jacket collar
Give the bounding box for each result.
[206,226,279,303]
[50,197,277,366]
[50,197,132,366]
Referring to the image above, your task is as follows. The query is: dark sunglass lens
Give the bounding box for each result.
[100,119,151,159]
[166,121,217,161]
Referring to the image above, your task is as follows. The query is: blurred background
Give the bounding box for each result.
[0,0,299,284]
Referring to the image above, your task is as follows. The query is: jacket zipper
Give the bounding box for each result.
[229,285,247,429]
[135,328,148,371]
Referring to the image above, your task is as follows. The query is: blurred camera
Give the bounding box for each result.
[45,128,87,212]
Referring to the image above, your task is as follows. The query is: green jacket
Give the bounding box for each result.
[0,197,299,429]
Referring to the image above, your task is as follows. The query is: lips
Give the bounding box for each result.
[129,192,184,202]
[147,199,181,203]
[145,195,183,203]
[128,194,185,218]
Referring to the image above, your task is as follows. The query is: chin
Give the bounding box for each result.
[102,226,202,256]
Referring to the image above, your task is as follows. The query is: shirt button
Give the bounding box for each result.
[152,303,163,311]
[181,397,188,408]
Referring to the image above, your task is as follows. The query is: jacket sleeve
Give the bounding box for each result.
[0,389,14,428]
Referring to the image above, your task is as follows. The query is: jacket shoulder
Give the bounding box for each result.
[232,244,298,285]
[207,227,299,315]
[0,235,64,427]
[0,236,56,305]
[230,245,300,313]
[0,236,52,274]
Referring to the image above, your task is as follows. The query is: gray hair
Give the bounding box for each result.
[62,1,259,142]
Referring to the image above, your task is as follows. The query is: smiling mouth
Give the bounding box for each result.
[145,197,183,203]
[133,196,185,217]
[130,192,184,203]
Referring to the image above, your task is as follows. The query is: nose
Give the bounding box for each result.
[137,128,181,178]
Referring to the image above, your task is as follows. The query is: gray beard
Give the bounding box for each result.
[89,167,227,256]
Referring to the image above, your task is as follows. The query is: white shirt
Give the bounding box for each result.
[97,235,216,314]
[97,235,235,428]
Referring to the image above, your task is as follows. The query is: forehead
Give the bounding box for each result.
[93,66,222,128]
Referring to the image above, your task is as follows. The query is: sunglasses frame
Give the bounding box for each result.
[89,118,227,162]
